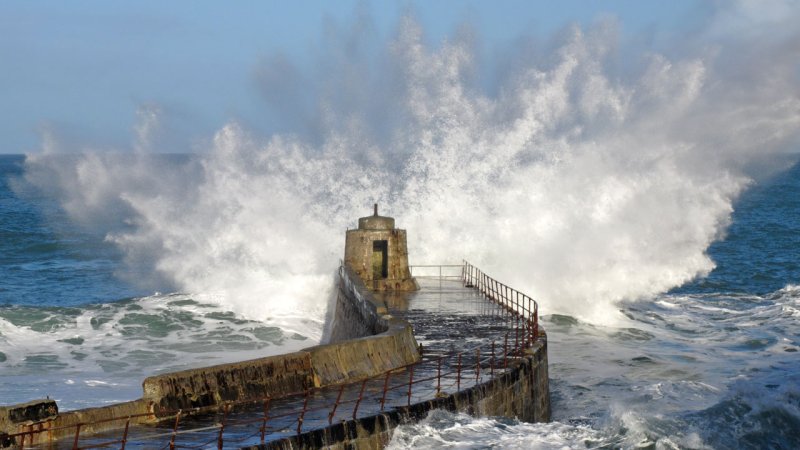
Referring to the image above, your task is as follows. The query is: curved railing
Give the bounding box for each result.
[462,261,539,344]
[1,262,541,449]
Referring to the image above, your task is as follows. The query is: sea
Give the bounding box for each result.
[1,148,799,450]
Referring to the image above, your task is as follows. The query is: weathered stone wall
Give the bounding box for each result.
[143,353,315,416]
[327,265,389,343]
[0,399,153,445]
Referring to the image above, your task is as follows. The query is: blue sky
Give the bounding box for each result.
[0,0,728,154]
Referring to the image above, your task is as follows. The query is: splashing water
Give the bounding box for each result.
[21,11,799,328]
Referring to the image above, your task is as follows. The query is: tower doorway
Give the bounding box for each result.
[372,240,388,279]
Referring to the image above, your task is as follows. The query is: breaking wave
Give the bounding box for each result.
[20,5,800,328]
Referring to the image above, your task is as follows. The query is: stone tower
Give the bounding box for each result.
[344,205,418,291]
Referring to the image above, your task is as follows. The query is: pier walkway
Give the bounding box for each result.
[12,264,540,449]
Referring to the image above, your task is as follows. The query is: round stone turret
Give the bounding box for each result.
[344,204,418,291]
[358,204,395,230]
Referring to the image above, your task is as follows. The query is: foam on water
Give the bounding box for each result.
[0,293,316,409]
[389,410,608,449]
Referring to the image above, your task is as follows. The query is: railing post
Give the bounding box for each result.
[407,365,415,407]
[260,398,271,442]
[515,314,520,354]
[352,379,368,419]
[528,297,536,346]
[72,423,82,450]
[456,353,463,391]
[436,357,442,396]
[170,411,182,450]
[120,418,130,450]
[490,341,495,378]
[504,334,509,369]
[475,348,481,383]
[297,390,310,435]
[330,385,344,424]
[218,403,230,450]
[380,371,391,410]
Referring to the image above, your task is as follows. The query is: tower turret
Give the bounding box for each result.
[344,205,418,291]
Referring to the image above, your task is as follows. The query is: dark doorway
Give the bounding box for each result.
[372,240,388,279]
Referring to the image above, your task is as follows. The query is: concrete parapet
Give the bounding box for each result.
[45,400,151,441]
[306,264,420,386]
[143,353,314,416]
[327,265,391,342]
[0,399,57,433]
[0,399,151,446]
[307,319,419,386]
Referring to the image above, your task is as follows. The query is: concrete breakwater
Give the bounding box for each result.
[0,263,549,448]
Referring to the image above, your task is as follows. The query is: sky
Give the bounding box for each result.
[0,0,716,154]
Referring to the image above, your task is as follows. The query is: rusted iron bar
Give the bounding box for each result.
[436,357,442,396]
[352,379,368,419]
[297,391,311,435]
[457,353,462,391]
[217,403,230,449]
[169,411,181,450]
[504,333,509,368]
[407,365,415,407]
[120,419,130,450]
[72,423,82,450]
[475,348,481,383]
[260,398,271,442]
[329,385,345,423]
[491,341,495,378]
[380,371,391,410]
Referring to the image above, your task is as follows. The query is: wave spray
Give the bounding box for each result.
[22,12,800,329]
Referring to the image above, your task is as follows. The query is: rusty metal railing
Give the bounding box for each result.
[1,262,540,449]
[462,260,539,344]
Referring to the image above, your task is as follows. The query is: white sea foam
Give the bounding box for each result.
[0,294,314,408]
[388,410,607,450]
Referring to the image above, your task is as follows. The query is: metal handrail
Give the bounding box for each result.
[409,264,464,279]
